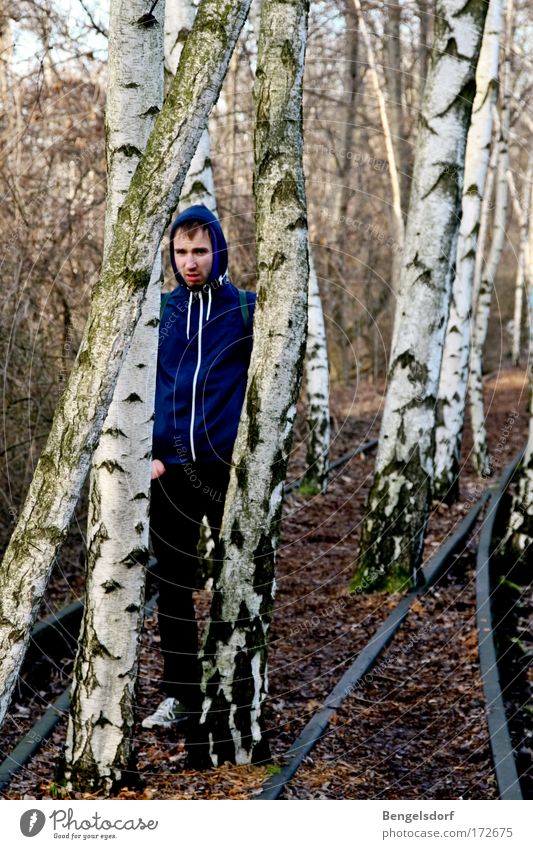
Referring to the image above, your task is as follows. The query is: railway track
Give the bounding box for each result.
[0,440,378,793]
[0,442,526,801]
[258,451,526,800]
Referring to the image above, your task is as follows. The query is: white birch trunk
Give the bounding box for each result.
[63,1,164,793]
[473,137,498,307]
[468,0,514,477]
[165,0,217,212]
[508,160,532,365]
[384,0,410,200]
[302,252,330,494]
[503,176,533,555]
[433,0,503,503]
[352,0,404,279]
[191,0,309,767]
[0,0,252,732]
[354,0,489,591]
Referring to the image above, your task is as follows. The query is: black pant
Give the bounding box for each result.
[149,462,229,707]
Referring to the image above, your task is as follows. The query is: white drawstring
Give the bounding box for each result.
[206,287,212,321]
[186,291,192,340]
[189,291,204,462]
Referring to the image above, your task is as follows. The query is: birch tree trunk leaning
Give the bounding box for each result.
[433,0,503,503]
[503,178,533,558]
[0,0,252,732]
[352,0,404,282]
[63,1,165,794]
[165,0,217,212]
[468,0,514,477]
[302,252,330,494]
[192,0,310,767]
[384,0,410,200]
[353,0,488,592]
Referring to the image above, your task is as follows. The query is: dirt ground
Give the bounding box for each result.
[2,368,530,800]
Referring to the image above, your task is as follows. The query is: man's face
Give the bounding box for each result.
[173,228,213,287]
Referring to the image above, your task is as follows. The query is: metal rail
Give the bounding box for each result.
[476,452,525,801]
[258,491,491,800]
[284,439,378,494]
[0,593,159,793]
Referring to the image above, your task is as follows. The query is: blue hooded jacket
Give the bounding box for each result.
[153,205,255,466]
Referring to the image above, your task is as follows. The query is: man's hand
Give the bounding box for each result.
[151,459,166,480]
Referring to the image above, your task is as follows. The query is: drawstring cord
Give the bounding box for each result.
[189,291,204,462]
[186,275,225,458]
[186,291,192,340]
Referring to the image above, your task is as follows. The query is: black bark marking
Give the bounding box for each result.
[102,579,122,593]
[120,548,148,568]
[96,460,125,474]
[116,144,143,158]
[230,519,244,549]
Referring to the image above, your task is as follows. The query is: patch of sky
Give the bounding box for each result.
[12,0,108,76]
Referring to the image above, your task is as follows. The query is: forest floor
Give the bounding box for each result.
[2,367,530,801]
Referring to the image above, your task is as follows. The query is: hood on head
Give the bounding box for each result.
[169,205,228,287]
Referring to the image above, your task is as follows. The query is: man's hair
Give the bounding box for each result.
[173,219,212,244]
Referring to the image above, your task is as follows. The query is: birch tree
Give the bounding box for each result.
[63,1,165,794]
[473,136,499,307]
[433,0,503,503]
[353,0,488,591]
[468,0,514,477]
[302,252,330,494]
[503,177,533,556]
[509,158,533,365]
[165,0,217,211]
[352,0,404,276]
[0,0,252,732]
[191,0,310,767]
[383,0,410,200]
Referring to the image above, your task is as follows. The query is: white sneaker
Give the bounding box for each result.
[141,697,190,729]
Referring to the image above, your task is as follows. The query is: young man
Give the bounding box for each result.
[143,205,255,729]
